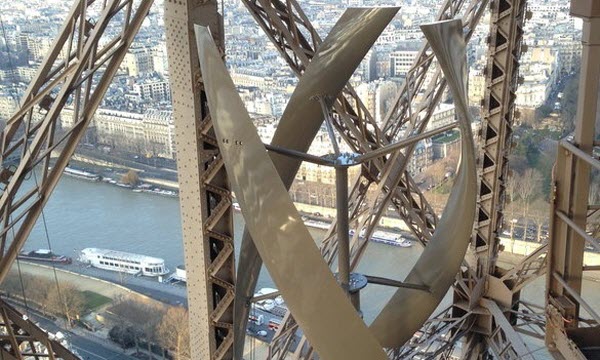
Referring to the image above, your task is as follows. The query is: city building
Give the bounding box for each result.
[389,50,419,78]
[408,139,433,174]
[133,76,172,102]
[427,103,456,131]
[123,45,154,77]
[516,47,559,108]
[60,107,175,159]
[468,67,486,106]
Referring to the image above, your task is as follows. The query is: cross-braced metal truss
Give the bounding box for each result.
[242,0,539,358]
[0,299,79,360]
[0,0,155,356]
[164,0,234,358]
[387,306,474,360]
[2,0,595,358]
[0,0,155,283]
[546,8,600,356]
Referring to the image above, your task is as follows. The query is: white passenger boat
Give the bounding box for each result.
[78,248,169,276]
[63,167,100,181]
[303,218,330,230]
[349,229,413,247]
[371,231,413,247]
[141,188,178,198]
[173,265,187,282]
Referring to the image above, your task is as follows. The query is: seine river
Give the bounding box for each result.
[23,175,600,355]
[25,174,417,322]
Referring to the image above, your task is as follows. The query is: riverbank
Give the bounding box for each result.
[12,261,187,306]
[64,150,418,232]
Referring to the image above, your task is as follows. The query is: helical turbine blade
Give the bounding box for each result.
[369,18,477,348]
[231,7,399,358]
[195,26,388,360]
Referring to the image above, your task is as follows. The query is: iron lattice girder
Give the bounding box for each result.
[0,0,154,359]
[382,0,486,139]
[242,0,438,248]
[459,0,532,356]
[499,243,548,293]
[546,14,600,358]
[481,299,535,359]
[0,0,154,282]
[245,0,546,357]
[388,306,473,360]
[474,0,528,267]
[164,1,235,359]
[242,0,492,356]
[0,299,79,360]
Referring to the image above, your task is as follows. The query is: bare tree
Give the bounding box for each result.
[424,148,460,193]
[529,198,549,242]
[428,160,448,188]
[505,172,519,204]
[517,169,541,213]
[110,296,166,356]
[503,172,520,232]
[516,169,542,241]
[46,283,85,326]
[121,170,140,186]
[157,306,190,360]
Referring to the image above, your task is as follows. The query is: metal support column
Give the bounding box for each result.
[460,0,531,355]
[546,2,600,358]
[164,1,234,359]
[0,0,154,357]
[336,166,350,294]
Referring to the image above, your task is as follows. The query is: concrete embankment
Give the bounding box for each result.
[12,262,167,305]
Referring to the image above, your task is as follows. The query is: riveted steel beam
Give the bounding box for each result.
[164,1,235,359]
[0,0,154,287]
[0,0,155,357]
[546,12,600,356]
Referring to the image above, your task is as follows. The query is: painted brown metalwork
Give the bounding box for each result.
[241,1,484,354]
[457,0,532,356]
[0,299,79,360]
[472,0,528,266]
[0,0,155,357]
[233,7,398,358]
[164,1,233,359]
[370,18,477,348]
[0,0,594,357]
[546,3,600,357]
[196,24,389,360]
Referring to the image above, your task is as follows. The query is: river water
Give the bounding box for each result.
[25,175,417,322]
[22,175,600,354]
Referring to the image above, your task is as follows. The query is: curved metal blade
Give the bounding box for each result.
[231,7,399,358]
[369,19,478,348]
[195,26,388,360]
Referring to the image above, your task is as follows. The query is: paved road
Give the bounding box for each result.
[19,310,135,360]
[16,261,299,355]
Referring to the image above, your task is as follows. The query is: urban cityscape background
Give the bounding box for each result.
[0,0,598,358]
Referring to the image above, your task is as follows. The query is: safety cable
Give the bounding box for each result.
[32,167,72,327]
[9,217,31,317]
[2,8,33,321]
